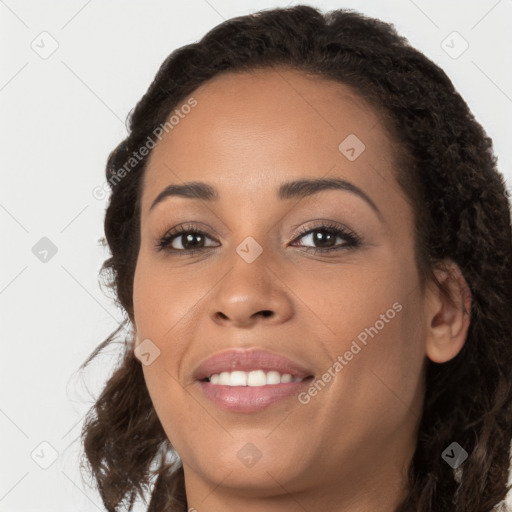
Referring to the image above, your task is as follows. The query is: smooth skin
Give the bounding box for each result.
[131,68,471,512]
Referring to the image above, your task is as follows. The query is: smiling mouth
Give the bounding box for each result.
[201,370,314,386]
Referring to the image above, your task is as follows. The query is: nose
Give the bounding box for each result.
[208,255,294,328]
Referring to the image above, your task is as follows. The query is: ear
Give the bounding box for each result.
[424,260,472,363]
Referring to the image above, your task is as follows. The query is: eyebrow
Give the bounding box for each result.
[149,177,383,222]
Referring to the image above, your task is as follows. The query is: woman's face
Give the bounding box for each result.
[132,68,432,506]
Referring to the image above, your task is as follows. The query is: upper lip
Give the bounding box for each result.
[193,347,314,381]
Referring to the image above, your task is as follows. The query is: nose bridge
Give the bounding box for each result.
[208,236,293,326]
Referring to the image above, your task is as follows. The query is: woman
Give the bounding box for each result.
[79,5,512,511]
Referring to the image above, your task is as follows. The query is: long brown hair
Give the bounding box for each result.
[79,5,512,511]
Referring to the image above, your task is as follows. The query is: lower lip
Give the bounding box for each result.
[197,378,313,413]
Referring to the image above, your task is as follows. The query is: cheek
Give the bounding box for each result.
[132,249,205,344]
[304,252,425,402]
[133,251,203,451]
[288,253,413,345]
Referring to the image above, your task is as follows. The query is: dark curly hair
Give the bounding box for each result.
[78,5,512,511]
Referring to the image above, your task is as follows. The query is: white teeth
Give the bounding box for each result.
[207,370,304,386]
[219,372,231,385]
[230,371,248,386]
[266,371,281,385]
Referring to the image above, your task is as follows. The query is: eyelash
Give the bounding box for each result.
[155,221,361,256]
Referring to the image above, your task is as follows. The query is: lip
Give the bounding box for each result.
[193,347,314,381]
[197,379,313,413]
[193,347,315,413]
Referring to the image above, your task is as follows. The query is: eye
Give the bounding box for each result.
[156,224,219,256]
[290,221,361,254]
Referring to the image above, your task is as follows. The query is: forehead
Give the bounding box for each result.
[141,67,398,212]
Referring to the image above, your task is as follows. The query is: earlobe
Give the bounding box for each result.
[424,261,472,363]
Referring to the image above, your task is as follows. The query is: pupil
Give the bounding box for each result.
[184,233,202,249]
[314,231,334,247]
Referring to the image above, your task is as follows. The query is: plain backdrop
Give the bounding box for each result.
[1,0,511,510]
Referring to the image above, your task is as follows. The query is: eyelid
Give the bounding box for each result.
[291,219,358,238]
